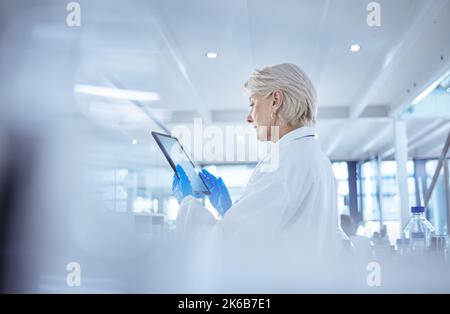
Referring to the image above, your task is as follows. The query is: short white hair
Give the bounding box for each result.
[244,63,317,126]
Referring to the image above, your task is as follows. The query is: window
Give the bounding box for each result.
[357,160,416,243]
[425,159,450,235]
[332,162,350,216]
[93,168,129,212]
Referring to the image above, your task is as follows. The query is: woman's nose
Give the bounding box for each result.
[247,113,253,124]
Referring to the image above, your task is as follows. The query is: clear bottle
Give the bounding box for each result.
[403,206,435,254]
[429,235,449,261]
[395,239,403,256]
[395,238,410,257]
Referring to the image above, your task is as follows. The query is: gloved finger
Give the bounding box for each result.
[201,169,218,184]
[176,164,189,182]
[201,168,214,179]
[217,177,228,194]
[218,177,231,200]
[199,172,214,190]
[217,178,232,215]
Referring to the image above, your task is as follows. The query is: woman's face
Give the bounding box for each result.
[247,93,274,141]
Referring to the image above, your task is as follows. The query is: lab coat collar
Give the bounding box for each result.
[277,126,316,146]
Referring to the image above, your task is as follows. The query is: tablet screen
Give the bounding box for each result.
[152,132,210,196]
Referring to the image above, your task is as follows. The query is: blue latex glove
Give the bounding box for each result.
[172,165,194,204]
[200,169,232,216]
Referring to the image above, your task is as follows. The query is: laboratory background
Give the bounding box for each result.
[1,0,450,293]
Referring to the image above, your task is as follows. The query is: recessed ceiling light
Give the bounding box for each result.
[206,52,218,59]
[132,139,138,145]
[350,44,361,52]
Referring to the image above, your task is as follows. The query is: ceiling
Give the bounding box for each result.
[1,0,450,166]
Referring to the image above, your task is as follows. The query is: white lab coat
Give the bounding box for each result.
[176,127,343,289]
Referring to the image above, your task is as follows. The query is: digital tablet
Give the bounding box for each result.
[151,131,210,196]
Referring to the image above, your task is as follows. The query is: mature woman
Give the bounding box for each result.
[173,63,341,265]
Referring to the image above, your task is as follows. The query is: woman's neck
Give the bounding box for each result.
[271,124,302,142]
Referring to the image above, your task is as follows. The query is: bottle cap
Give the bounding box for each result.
[411,206,425,213]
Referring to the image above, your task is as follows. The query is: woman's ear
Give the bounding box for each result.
[272,90,283,114]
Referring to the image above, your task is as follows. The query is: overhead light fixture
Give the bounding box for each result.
[412,80,441,105]
[206,52,218,59]
[132,139,138,145]
[74,84,160,102]
[350,44,361,52]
